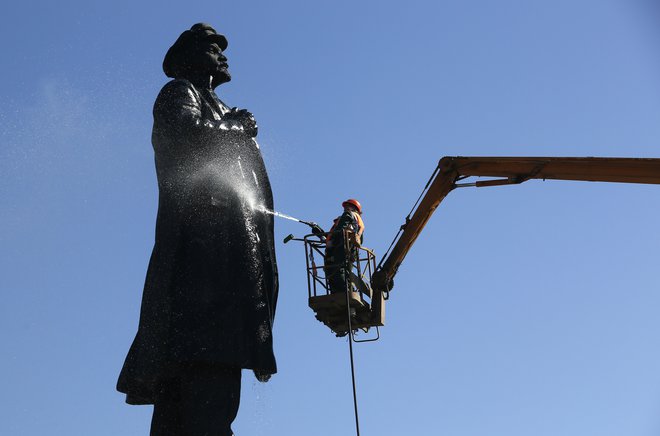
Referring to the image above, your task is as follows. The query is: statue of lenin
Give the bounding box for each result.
[117,23,279,436]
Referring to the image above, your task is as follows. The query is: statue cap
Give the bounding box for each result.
[163,23,228,78]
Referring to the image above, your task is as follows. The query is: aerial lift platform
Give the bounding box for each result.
[303,231,382,335]
[289,156,660,336]
[284,156,660,436]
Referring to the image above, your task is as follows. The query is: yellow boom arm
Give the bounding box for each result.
[371,156,660,294]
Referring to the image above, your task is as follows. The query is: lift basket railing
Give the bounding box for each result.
[303,230,384,334]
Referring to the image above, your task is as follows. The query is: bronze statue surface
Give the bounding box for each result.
[117,23,278,435]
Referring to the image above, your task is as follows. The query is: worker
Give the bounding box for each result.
[324,199,365,294]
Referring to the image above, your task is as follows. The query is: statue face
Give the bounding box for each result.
[201,41,231,86]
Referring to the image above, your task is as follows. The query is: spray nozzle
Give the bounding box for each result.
[299,221,324,236]
[283,234,295,244]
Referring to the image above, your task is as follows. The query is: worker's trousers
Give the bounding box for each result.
[324,255,347,294]
[150,365,241,436]
[325,243,357,294]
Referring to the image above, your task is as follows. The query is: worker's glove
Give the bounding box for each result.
[348,232,361,247]
[223,107,258,137]
[310,223,325,236]
[253,370,272,383]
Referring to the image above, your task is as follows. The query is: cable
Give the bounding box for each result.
[345,291,361,436]
[377,163,441,270]
[343,239,361,436]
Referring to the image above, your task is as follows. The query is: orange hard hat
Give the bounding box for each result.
[342,199,362,214]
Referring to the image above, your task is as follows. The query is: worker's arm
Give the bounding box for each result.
[371,156,660,294]
[348,231,362,247]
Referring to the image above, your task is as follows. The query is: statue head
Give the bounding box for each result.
[163,23,231,88]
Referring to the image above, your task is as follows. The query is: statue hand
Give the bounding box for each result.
[253,370,272,383]
[224,108,258,137]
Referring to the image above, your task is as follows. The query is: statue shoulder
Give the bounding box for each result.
[153,79,204,118]
[156,79,202,105]
[160,78,197,92]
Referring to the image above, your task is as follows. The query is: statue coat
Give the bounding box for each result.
[117,79,278,405]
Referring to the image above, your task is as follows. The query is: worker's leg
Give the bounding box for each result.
[178,365,242,436]
[325,262,347,293]
[329,267,348,293]
[325,247,348,294]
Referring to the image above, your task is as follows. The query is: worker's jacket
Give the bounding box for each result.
[326,209,365,250]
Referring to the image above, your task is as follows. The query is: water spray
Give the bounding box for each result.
[256,204,324,241]
[257,205,303,222]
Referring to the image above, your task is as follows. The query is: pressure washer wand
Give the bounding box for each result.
[298,219,317,228]
[299,220,325,236]
[283,220,325,244]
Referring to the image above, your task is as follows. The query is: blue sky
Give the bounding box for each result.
[2,1,660,435]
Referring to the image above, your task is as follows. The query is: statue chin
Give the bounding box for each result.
[213,70,231,87]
